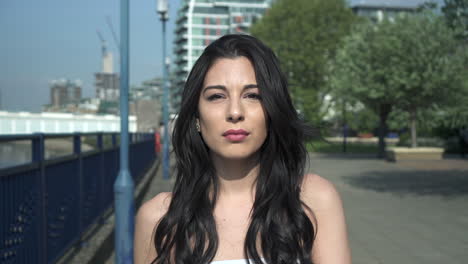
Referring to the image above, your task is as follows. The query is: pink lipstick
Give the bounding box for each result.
[223,129,249,142]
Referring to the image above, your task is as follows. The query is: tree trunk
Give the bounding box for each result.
[377,104,391,159]
[410,108,418,148]
[377,114,387,159]
[342,99,347,153]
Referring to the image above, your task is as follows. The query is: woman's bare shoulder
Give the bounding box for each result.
[134,192,172,264]
[136,192,172,224]
[300,173,343,212]
[301,175,352,263]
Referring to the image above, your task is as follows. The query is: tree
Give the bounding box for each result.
[441,0,468,131]
[442,0,468,40]
[250,0,358,123]
[330,12,468,157]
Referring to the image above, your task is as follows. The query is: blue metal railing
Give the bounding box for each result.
[0,132,156,264]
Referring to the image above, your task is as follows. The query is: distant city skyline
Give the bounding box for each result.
[0,0,182,112]
[0,0,445,113]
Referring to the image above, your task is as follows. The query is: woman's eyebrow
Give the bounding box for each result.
[244,84,258,90]
[203,84,258,94]
[202,84,258,94]
[203,85,226,93]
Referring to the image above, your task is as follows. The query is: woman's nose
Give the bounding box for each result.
[226,99,244,122]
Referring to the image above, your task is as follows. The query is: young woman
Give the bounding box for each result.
[134,34,351,264]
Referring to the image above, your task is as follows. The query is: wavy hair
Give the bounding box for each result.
[152,34,315,264]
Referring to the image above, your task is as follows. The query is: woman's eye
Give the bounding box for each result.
[245,93,262,100]
[207,94,224,101]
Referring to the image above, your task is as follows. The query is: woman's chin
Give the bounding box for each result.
[211,150,260,162]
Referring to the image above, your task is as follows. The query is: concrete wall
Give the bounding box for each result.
[131,99,161,133]
[0,111,137,134]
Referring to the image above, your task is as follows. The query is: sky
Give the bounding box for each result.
[0,0,182,112]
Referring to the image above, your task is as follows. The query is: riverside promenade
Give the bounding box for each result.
[307,153,468,264]
[98,153,467,264]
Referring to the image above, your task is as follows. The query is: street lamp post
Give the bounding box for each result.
[114,0,134,263]
[157,0,170,180]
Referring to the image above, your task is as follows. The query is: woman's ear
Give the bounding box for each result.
[196,118,201,132]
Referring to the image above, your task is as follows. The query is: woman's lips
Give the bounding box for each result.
[223,129,249,142]
[224,134,248,141]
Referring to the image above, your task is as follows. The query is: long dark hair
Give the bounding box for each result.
[152,34,315,264]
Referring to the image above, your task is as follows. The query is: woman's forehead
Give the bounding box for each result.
[203,57,257,86]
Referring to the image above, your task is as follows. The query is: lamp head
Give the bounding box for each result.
[157,0,168,15]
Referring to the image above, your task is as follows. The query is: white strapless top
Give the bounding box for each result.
[211,260,248,264]
[211,259,266,264]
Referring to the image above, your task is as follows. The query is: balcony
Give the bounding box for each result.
[175,23,188,34]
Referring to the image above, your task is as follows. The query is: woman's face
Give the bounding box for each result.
[198,56,267,161]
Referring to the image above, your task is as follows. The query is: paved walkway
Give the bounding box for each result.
[307,153,468,264]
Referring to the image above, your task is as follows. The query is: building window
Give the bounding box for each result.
[192,17,203,24]
[193,16,229,25]
[191,38,204,46]
[192,28,203,35]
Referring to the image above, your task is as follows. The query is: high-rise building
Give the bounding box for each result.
[95,72,119,101]
[172,0,272,111]
[50,79,82,107]
[95,33,120,101]
[349,0,431,22]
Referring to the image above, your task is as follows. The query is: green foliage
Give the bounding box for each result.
[330,11,468,147]
[331,101,379,133]
[306,139,378,153]
[386,108,445,135]
[98,100,119,114]
[440,0,468,130]
[250,0,359,123]
[386,108,408,132]
[443,0,468,40]
[349,107,379,133]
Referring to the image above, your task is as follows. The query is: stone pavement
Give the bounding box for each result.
[307,153,468,264]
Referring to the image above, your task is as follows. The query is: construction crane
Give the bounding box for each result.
[106,16,120,52]
[96,30,108,58]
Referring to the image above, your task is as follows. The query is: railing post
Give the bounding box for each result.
[73,133,82,154]
[152,133,156,160]
[97,133,103,150]
[112,133,117,147]
[32,133,46,264]
[97,133,106,224]
[73,133,84,246]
